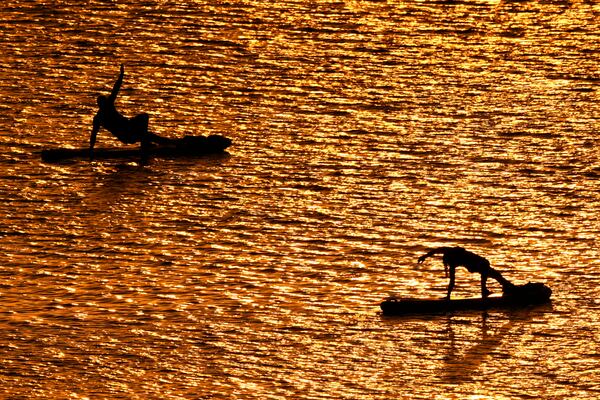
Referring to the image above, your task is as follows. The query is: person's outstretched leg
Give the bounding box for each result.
[132,113,177,146]
[147,132,177,145]
[488,267,515,293]
[130,113,151,163]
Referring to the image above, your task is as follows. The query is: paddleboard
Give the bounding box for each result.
[41,134,231,162]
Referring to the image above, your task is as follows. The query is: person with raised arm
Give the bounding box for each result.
[90,64,174,161]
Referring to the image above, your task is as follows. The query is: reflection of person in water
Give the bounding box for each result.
[441,313,517,383]
[90,64,174,161]
[417,246,515,299]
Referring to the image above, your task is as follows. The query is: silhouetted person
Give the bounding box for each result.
[90,64,174,161]
[417,246,515,300]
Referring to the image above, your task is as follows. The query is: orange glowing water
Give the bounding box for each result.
[1,1,600,398]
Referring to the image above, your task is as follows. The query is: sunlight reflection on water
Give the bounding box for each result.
[0,0,600,398]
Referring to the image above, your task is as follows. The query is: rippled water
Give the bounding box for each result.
[1,0,600,398]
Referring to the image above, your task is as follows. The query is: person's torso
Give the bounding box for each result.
[445,247,489,272]
[97,105,129,134]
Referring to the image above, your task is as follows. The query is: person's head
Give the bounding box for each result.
[97,95,107,109]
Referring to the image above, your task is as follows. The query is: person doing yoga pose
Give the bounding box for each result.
[417,246,515,299]
[90,64,174,161]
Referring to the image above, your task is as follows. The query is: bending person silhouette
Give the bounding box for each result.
[417,246,515,299]
[90,64,175,161]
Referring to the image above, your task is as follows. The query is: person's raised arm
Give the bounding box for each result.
[417,247,452,264]
[108,64,124,103]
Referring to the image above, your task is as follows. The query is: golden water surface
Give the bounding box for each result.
[1,0,600,398]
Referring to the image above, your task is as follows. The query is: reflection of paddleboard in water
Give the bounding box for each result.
[380,282,552,316]
[40,134,232,163]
